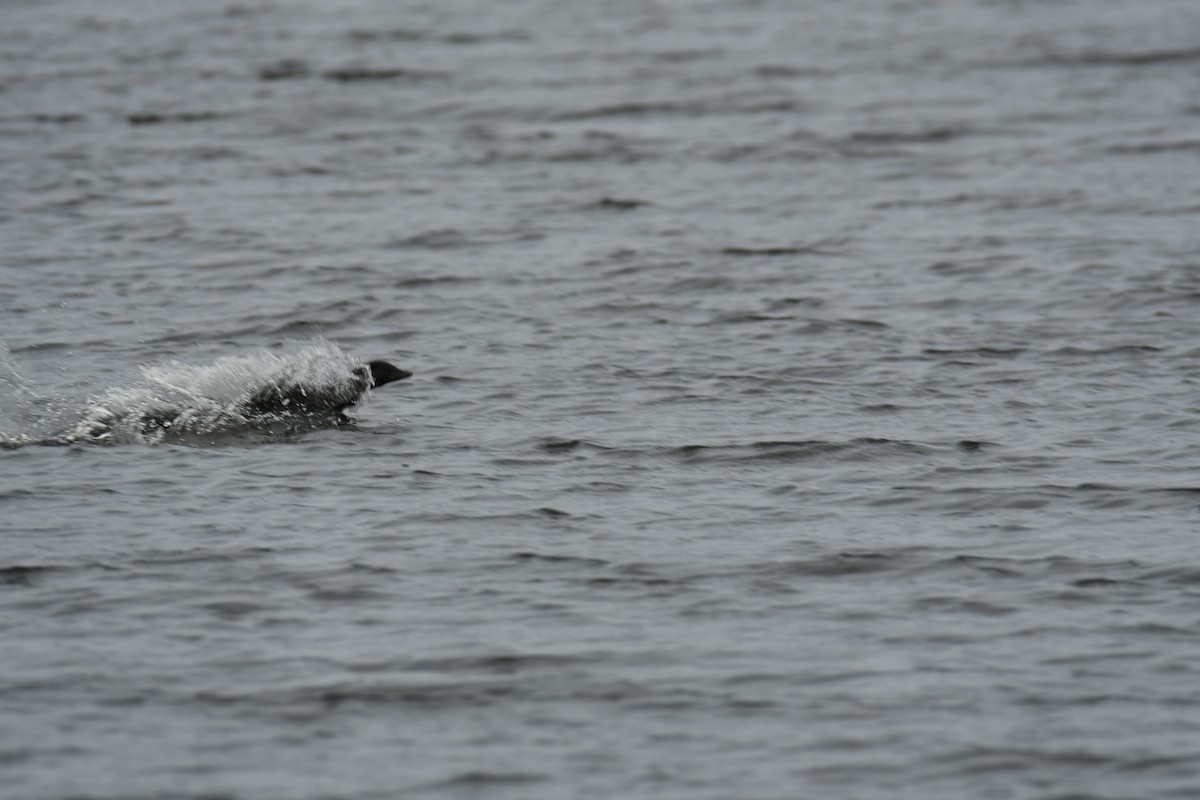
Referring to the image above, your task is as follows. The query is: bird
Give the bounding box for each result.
[69,356,412,444]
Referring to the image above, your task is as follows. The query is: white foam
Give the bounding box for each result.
[142,340,359,405]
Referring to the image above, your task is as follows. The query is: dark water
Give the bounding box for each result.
[4,0,1200,797]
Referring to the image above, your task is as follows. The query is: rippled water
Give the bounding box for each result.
[4,0,1200,797]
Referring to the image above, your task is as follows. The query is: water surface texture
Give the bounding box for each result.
[4,1,1200,798]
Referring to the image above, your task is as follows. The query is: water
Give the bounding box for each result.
[4,0,1200,797]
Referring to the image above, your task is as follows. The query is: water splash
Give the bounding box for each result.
[0,341,40,447]
[4,340,389,447]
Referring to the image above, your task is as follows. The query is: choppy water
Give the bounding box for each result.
[4,0,1200,797]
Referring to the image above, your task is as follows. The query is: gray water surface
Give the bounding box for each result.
[4,1,1200,798]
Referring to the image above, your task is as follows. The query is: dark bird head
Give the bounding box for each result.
[367,360,412,388]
